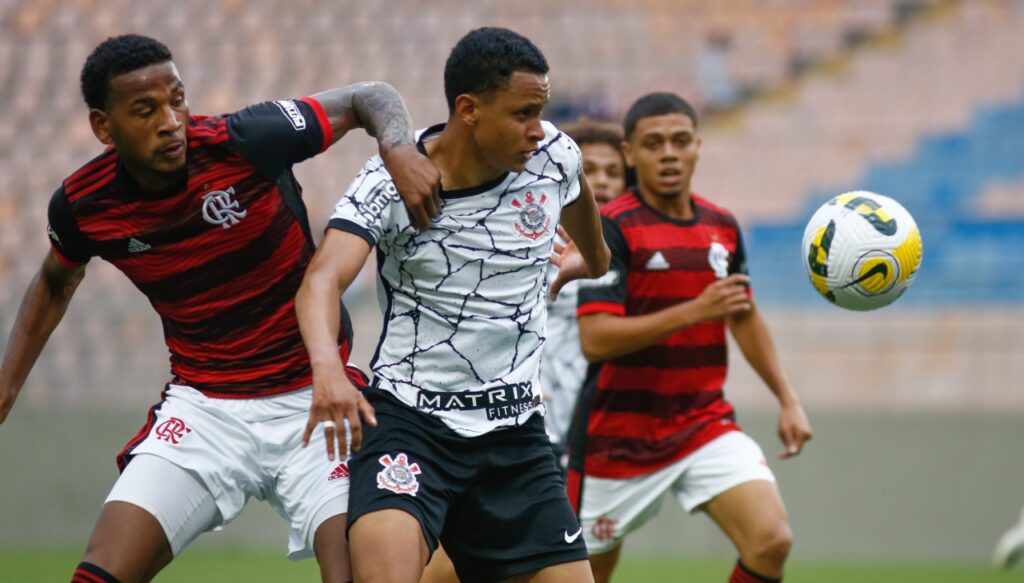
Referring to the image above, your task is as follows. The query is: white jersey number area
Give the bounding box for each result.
[330,122,582,437]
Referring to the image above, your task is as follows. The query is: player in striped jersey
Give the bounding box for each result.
[569,93,813,583]
[0,34,440,583]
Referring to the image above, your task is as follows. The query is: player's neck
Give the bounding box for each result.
[122,159,186,198]
[425,124,507,192]
[637,184,694,220]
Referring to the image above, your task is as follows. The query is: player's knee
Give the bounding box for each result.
[749,523,792,566]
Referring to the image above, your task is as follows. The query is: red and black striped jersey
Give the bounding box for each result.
[571,190,748,479]
[47,98,356,398]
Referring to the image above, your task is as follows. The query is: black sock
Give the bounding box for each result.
[71,561,122,583]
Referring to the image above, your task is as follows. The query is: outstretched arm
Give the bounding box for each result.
[295,230,375,460]
[728,304,813,459]
[0,251,86,424]
[313,83,441,229]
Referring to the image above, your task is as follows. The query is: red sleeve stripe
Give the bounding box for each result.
[577,302,625,318]
[66,171,116,204]
[71,569,105,583]
[50,245,86,267]
[300,97,333,152]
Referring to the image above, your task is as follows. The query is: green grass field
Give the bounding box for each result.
[0,551,1017,582]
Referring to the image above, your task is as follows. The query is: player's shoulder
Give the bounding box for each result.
[537,120,580,158]
[186,114,230,145]
[692,192,740,228]
[601,190,643,222]
[61,147,120,204]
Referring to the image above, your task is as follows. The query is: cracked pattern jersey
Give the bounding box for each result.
[329,122,582,436]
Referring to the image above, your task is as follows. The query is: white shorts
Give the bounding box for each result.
[107,384,350,559]
[577,431,775,555]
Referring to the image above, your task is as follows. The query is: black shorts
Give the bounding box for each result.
[348,388,588,582]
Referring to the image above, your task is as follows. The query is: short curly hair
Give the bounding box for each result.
[80,34,173,110]
[444,27,549,114]
[561,118,624,152]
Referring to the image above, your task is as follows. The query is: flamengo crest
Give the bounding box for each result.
[511,191,551,241]
[154,417,192,444]
[377,453,422,496]
[202,186,247,229]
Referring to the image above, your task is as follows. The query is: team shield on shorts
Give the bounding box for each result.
[348,389,589,582]
[110,384,354,559]
[573,431,776,554]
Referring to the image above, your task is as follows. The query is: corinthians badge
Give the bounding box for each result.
[511,191,551,241]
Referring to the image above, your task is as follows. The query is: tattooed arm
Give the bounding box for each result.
[313,83,441,229]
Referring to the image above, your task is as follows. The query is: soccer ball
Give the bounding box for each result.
[802,191,923,311]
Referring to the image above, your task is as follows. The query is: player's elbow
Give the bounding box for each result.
[579,328,613,363]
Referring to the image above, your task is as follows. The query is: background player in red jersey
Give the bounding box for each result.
[542,118,628,467]
[569,92,813,583]
[0,34,439,583]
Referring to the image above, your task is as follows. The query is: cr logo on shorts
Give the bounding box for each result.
[154,417,192,444]
[202,186,247,229]
[377,453,422,496]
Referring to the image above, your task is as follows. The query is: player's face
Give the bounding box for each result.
[581,143,626,206]
[90,61,189,181]
[623,113,700,199]
[474,71,550,172]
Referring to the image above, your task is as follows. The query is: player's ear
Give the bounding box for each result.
[89,108,113,145]
[454,93,479,127]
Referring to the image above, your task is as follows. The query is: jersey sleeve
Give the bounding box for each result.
[326,156,411,248]
[226,97,332,179]
[555,127,583,208]
[548,125,581,209]
[47,186,92,265]
[577,215,629,317]
[730,225,753,297]
[730,226,749,276]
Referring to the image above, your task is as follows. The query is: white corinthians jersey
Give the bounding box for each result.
[329,122,583,437]
[541,254,587,445]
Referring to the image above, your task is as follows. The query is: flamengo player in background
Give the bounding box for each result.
[297,27,609,583]
[542,118,627,468]
[0,35,440,583]
[568,92,813,583]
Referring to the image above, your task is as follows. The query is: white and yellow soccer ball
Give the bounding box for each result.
[802,191,923,311]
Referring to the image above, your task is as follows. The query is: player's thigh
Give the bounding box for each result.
[702,479,790,556]
[90,454,219,581]
[671,431,777,514]
[443,418,588,583]
[573,459,685,556]
[268,401,353,561]
[347,390,463,576]
[350,508,430,583]
[501,559,594,583]
[312,513,352,583]
[420,545,460,583]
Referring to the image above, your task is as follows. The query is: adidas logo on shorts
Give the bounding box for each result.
[327,462,350,481]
